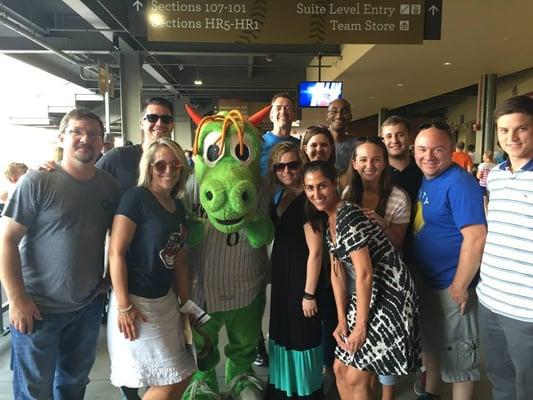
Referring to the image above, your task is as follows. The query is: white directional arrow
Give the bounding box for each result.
[429,5,439,15]
[132,0,143,11]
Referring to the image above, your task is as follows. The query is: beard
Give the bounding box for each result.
[74,146,96,163]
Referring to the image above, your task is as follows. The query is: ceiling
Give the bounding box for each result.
[1,0,533,120]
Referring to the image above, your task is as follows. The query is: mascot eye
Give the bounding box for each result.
[233,144,250,161]
[207,144,222,161]
[230,135,254,166]
[202,131,225,167]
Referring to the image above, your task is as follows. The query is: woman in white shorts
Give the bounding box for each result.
[108,138,196,399]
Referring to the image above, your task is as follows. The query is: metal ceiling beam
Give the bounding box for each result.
[0,13,86,67]
[142,64,179,96]
[150,63,332,69]
[0,3,48,36]
[61,0,113,42]
[150,51,340,57]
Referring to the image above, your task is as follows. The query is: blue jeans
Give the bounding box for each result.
[11,294,105,400]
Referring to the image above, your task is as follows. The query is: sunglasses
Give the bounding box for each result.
[143,114,173,124]
[151,160,182,172]
[417,121,450,132]
[273,161,300,172]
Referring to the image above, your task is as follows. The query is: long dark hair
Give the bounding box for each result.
[302,161,338,232]
[301,125,336,167]
[343,137,392,217]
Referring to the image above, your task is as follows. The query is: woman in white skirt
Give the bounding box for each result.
[108,137,196,399]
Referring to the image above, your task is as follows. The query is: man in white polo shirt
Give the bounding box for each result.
[477,95,533,400]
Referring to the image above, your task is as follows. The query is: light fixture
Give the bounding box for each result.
[396,83,404,87]
[265,55,272,63]
[443,62,452,66]
[148,13,164,27]
[194,68,203,85]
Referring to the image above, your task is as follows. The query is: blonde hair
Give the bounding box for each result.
[4,162,28,183]
[137,137,190,197]
[267,142,301,186]
[483,150,495,163]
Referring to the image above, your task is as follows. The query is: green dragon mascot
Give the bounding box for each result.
[183,105,274,399]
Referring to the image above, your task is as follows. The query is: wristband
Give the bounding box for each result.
[303,292,316,300]
[118,304,133,313]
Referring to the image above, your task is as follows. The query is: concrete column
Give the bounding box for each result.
[119,38,143,144]
[172,96,193,150]
[378,107,388,132]
[482,74,497,151]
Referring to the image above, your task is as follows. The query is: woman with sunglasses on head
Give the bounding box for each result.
[342,137,412,400]
[266,142,325,399]
[301,125,338,394]
[343,137,410,256]
[303,161,419,400]
[107,137,196,399]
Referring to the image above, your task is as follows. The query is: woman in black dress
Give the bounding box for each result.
[302,161,419,400]
[301,125,338,394]
[266,143,324,399]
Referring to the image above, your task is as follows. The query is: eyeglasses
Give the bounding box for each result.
[417,121,450,132]
[143,114,173,124]
[273,161,300,172]
[66,128,102,140]
[151,160,182,172]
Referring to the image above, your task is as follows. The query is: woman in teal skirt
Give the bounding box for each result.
[266,142,324,399]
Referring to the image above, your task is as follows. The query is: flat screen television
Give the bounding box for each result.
[298,81,343,108]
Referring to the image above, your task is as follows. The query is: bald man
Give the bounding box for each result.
[411,121,486,400]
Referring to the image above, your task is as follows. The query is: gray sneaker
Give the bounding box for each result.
[322,367,335,394]
[416,393,441,400]
[226,373,264,400]
[413,367,426,396]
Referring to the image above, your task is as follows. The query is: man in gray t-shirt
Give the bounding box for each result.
[0,108,120,400]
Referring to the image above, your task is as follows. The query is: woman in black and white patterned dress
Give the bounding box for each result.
[302,161,419,400]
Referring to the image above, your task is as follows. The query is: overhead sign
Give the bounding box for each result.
[423,0,442,40]
[144,0,426,44]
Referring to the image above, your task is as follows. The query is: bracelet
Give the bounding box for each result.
[118,304,133,313]
[303,292,316,300]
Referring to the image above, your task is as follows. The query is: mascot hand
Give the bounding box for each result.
[246,214,274,248]
[185,214,204,247]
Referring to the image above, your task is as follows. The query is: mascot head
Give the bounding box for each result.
[185,105,271,234]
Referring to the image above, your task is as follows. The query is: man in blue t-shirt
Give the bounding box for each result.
[259,92,299,176]
[411,121,487,400]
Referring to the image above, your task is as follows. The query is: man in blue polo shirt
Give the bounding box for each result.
[477,95,533,400]
[259,92,299,177]
[411,121,487,400]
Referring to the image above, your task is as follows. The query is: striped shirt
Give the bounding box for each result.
[477,162,496,188]
[184,175,270,313]
[341,185,410,225]
[383,186,411,225]
[477,159,533,322]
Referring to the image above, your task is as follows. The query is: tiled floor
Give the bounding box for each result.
[0,285,493,399]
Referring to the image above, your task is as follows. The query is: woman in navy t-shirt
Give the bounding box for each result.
[107,137,196,397]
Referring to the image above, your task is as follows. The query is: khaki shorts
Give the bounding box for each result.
[419,284,480,383]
